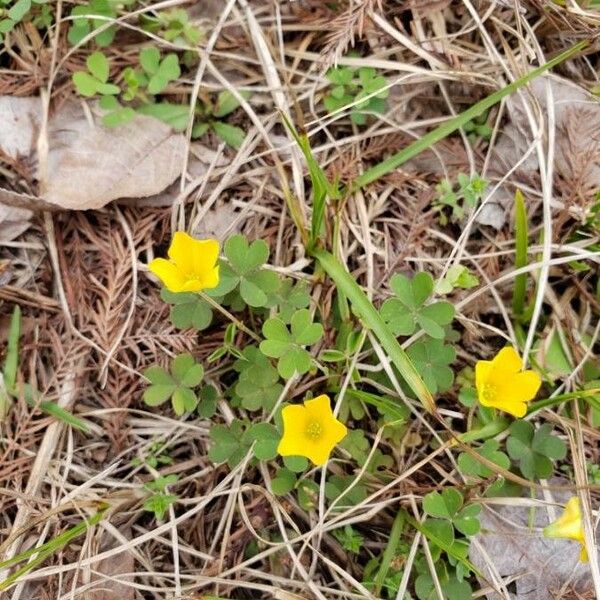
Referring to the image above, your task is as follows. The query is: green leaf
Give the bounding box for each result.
[86,51,109,82]
[454,503,481,536]
[137,102,191,131]
[290,309,323,345]
[326,66,354,86]
[423,488,463,520]
[214,89,250,118]
[8,0,31,22]
[143,493,177,520]
[171,353,195,381]
[192,121,210,138]
[283,455,308,472]
[143,384,176,406]
[72,72,100,97]
[271,468,296,495]
[208,424,243,463]
[421,518,455,548]
[246,423,280,460]
[102,107,136,128]
[313,249,434,413]
[144,366,174,385]
[297,479,319,509]
[406,338,455,394]
[140,47,160,74]
[212,121,245,148]
[458,439,510,478]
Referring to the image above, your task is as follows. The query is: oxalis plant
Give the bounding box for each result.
[4,40,594,597]
[131,40,600,600]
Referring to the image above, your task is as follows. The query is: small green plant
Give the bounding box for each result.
[140,8,202,46]
[423,489,481,537]
[380,272,455,339]
[72,51,120,97]
[139,47,181,95]
[191,90,250,148]
[323,64,389,124]
[434,173,488,224]
[218,235,280,307]
[506,421,567,480]
[233,346,283,412]
[143,474,178,520]
[208,419,280,467]
[142,353,204,415]
[406,338,456,394]
[436,265,479,295]
[132,440,173,468]
[0,0,50,42]
[67,0,135,47]
[260,309,324,379]
[463,108,493,142]
[333,525,364,554]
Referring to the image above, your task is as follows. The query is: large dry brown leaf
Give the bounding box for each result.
[470,487,598,599]
[0,96,42,158]
[41,101,187,209]
[0,97,188,211]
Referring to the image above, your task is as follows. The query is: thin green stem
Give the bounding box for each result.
[350,41,588,192]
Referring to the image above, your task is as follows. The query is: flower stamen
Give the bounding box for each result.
[306,421,323,440]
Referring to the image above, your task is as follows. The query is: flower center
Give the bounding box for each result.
[305,420,323,440]
[482,382,497,403]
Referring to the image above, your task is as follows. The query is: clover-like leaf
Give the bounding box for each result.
[260,309,323,379]
[244,423,280,460]
[271,467,296,495]
[234,350,282,412]
[160,289,213,331]
[68,0,117,47]
[454,503,481,536]
[506,421,566,480]
[208,420,250,467]
[143,353,204,416]
[265,279,311,323]
[458,439,510,478]
[220,235,279,307]
[381,272,454,339]
[406,338,455,394]
[423,488,463,520]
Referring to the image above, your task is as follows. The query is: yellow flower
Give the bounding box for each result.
[277,395,348,466]
[543,497,588,562]
[475,346,541,418]
[148,231,219,293]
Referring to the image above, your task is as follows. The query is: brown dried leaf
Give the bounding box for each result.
[0,96,42,159]
[41,102,187,209]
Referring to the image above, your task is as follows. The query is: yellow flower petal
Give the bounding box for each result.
[543,497,587,561]
[168,231,196,273]
[277,405,309,457]
[491,346,522,374]
[192,239,219,279]
[148,258,186,292]
[201,265,220,290]
[475,347,541,417]
[505,371,541,403]
[277,395,348,466]
[305,394,334,419]
[148,232,220,293]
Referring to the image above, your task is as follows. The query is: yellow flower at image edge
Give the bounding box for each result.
[278,395,348,466]
[148,231,219,293]
[543,497,588,562]
[475,347,541,418]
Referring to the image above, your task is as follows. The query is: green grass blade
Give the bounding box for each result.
[512,189,528,317]
[402,510,481,577]
[4,305,21,391]
[373,509,405,594]
[0,509,106,590]
[280,112,335,249]
[21,383,89,433]
[312,248,435,413]
[350,41,588,192]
